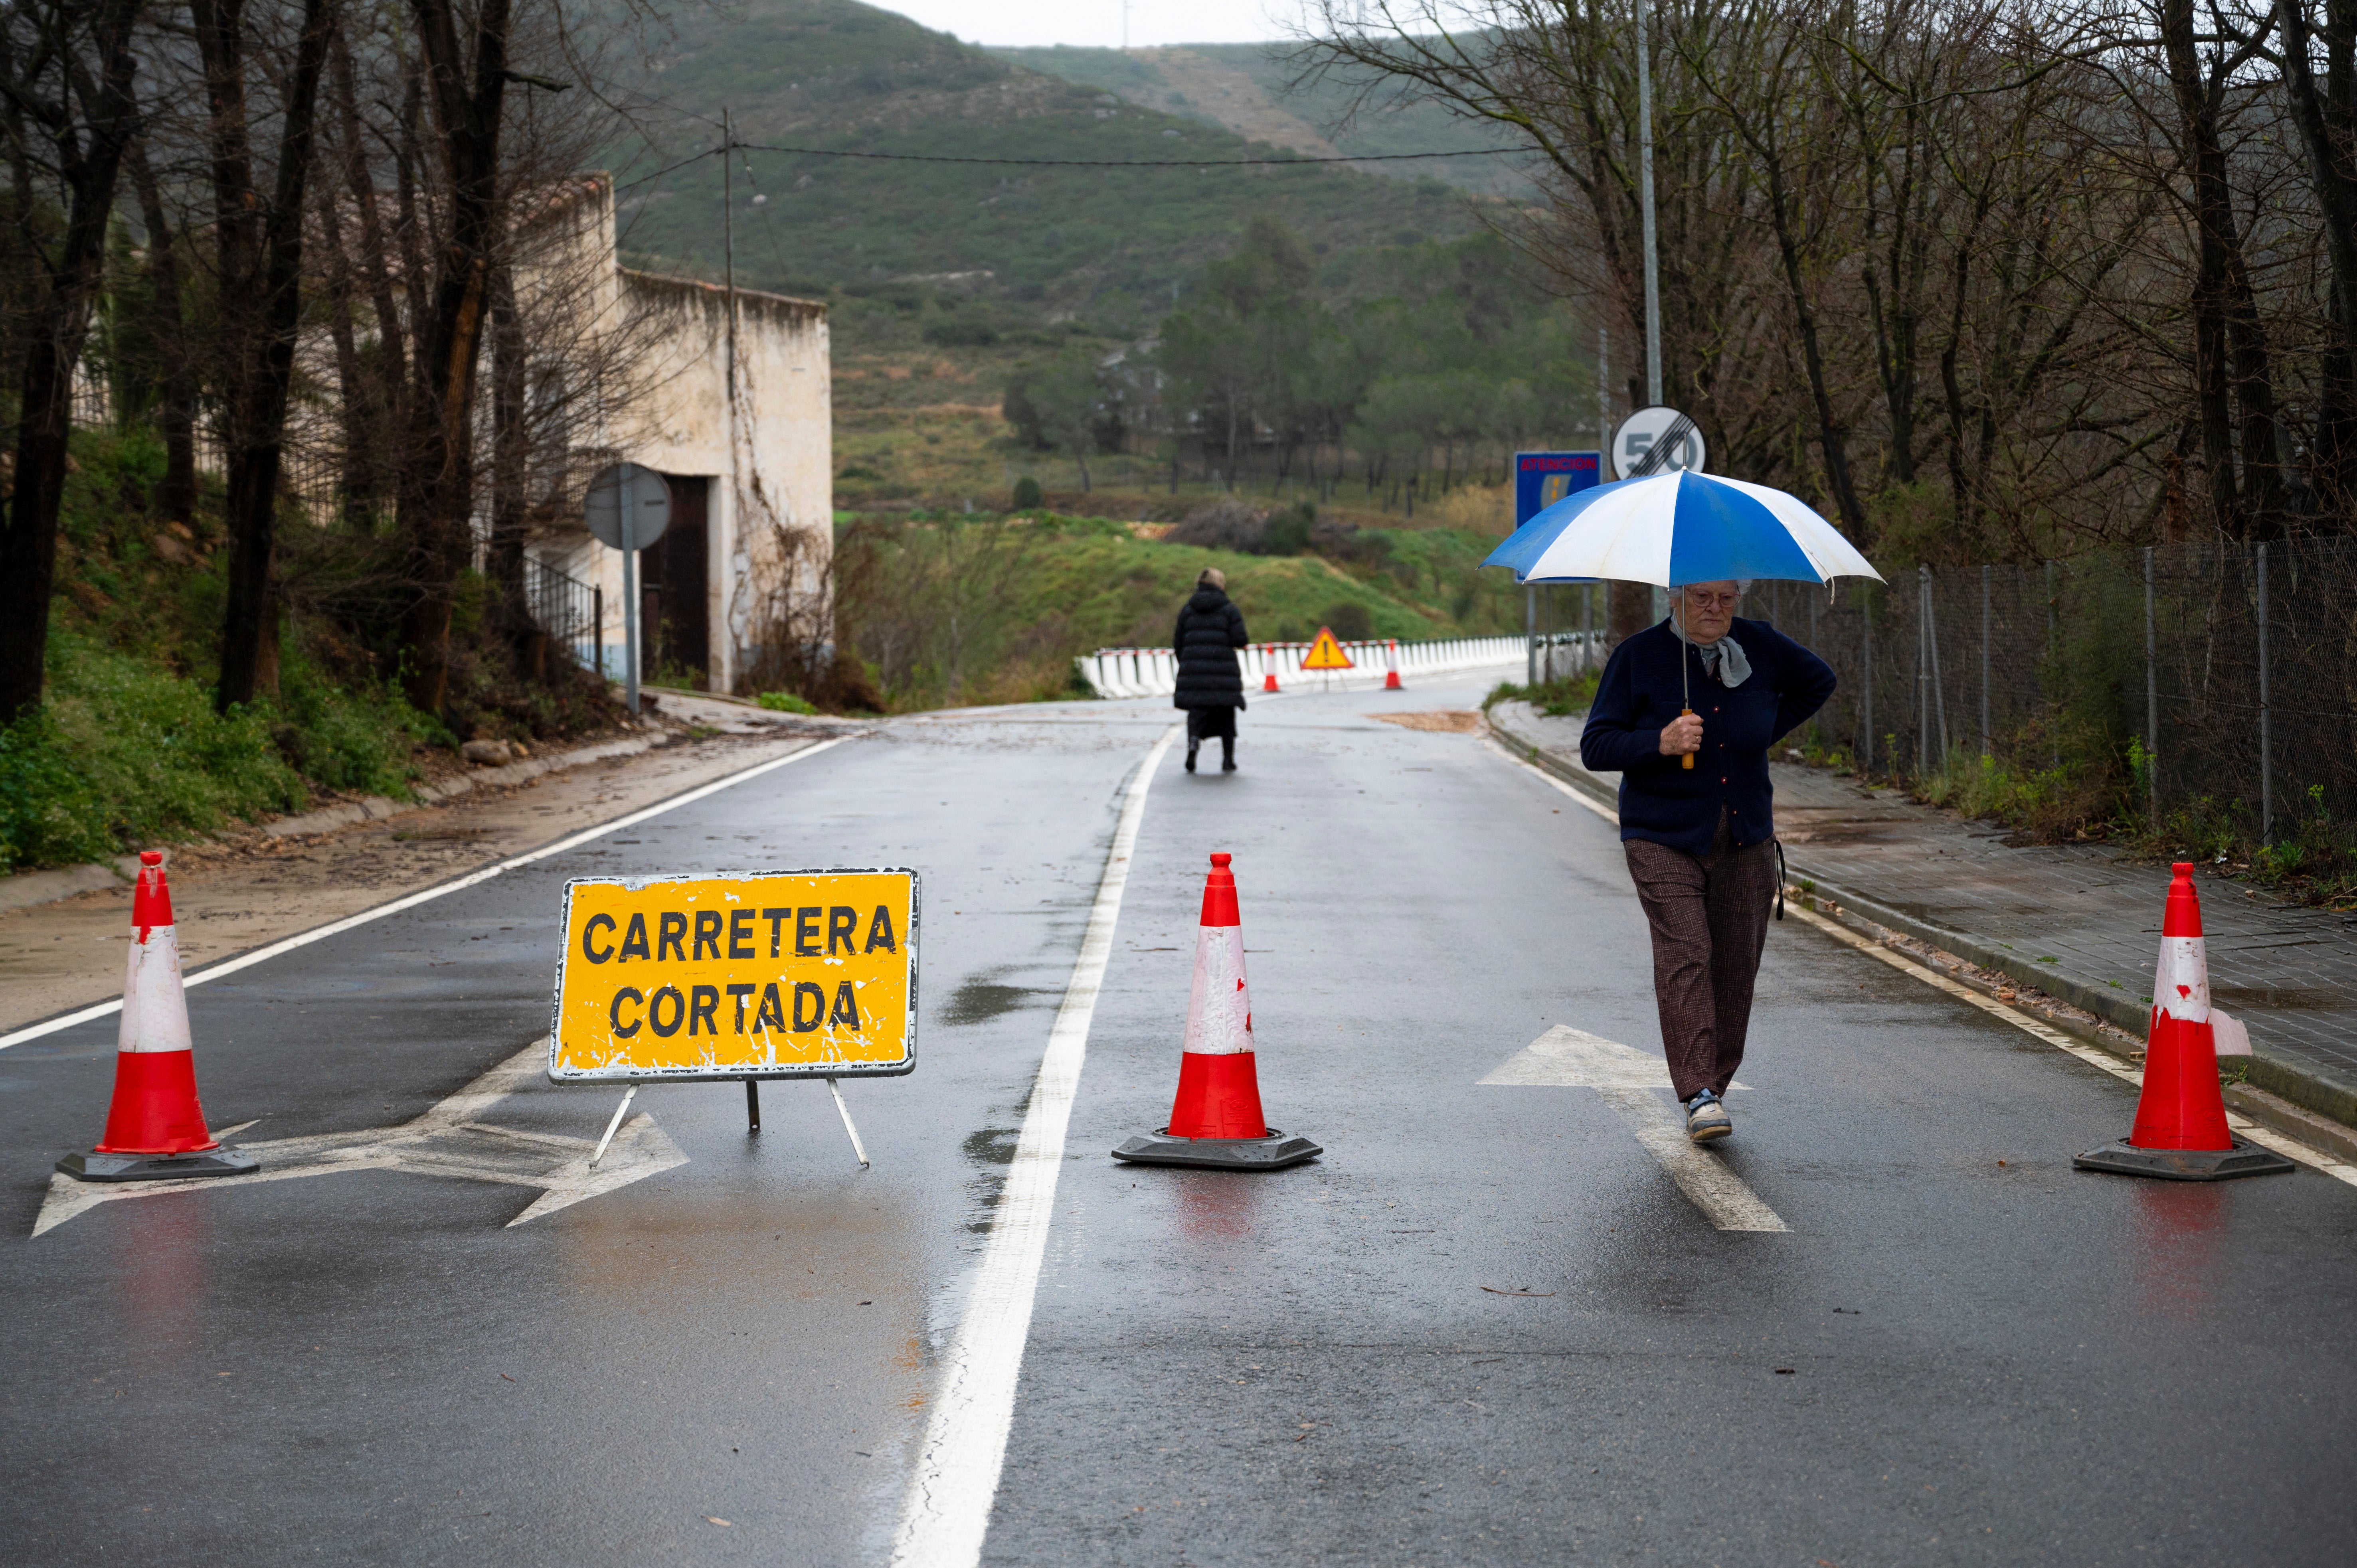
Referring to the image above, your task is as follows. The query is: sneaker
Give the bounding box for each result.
[1684,1090,1732,1143]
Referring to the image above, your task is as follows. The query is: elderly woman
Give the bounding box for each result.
[1174,567,1248,773]
[1579,580,1835,1143]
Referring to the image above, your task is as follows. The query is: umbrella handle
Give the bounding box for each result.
[1680,707,1695,769]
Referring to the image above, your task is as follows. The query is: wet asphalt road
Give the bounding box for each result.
[5,678,2355,1567]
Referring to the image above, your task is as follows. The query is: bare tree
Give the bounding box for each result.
[0,0,142,722]
[192,0,338,711]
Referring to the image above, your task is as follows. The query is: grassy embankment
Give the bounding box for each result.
[0,432,611,875]
[833,507,1526,711]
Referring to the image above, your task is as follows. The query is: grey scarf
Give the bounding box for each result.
[1670,610,1752,688]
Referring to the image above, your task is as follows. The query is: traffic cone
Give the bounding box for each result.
[1383,639,1403,690]
[1113,853,1321,1171]
[2074,863,2291,1181]
[57,853,259,1183]
[1262,644,1280,693]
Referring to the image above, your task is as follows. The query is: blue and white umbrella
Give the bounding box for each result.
[1483,470,1882,587]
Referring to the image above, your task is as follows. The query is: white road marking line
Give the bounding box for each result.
[1780,902,2118,1068]
[32,1038,688,1236]
[1598,1087,1790,1232]
[1490,741,2357,1190]
[0,737,846,1052]
[1786,903,2357,1189]
[888,723,1181,1568]
[1487,739,1621,823]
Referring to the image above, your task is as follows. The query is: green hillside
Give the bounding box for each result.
[611,0,1484,332]
[987,42,1534,197]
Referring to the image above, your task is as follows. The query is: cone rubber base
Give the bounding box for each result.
[2072,1137,2294,1182]
[1111,1126,1321,1171]
[57,1147,259,1183]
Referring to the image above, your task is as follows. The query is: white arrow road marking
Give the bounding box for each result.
[32,1038,685,1237]
[1597,1088,1788,1232]
[1479,1023,1751,1092]
[888,723,1181,1568]
[1482,1026,1786,1233]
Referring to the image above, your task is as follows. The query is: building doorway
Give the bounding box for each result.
[641,475,709,685]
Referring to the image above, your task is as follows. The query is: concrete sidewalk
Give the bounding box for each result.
[1490,701,2357,1141]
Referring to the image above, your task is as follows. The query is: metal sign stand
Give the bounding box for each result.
[828,1079,870,1169]
[584,462,672,718]
[589,1083,639,1169]
[619,499,639,716]
[589,1076,869,1170]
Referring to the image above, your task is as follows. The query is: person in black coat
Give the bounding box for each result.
[1173,568,1248,773]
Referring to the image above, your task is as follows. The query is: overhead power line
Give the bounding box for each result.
[736,141,1525,168]
[617,141,1524,189]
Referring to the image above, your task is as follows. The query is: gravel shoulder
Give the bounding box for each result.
[0,712,843,1035]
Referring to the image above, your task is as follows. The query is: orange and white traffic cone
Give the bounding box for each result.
[1262,645,1280,693]
[57,852,258,1183]
[2074,863,2290,1181]
[1383,639,1403,690]
[1113,853,1320,1171]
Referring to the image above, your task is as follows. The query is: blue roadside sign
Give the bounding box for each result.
[1514,451,1601,527]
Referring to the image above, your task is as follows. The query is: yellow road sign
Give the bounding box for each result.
[1300,627,1355,670]
[548,869,919,1081]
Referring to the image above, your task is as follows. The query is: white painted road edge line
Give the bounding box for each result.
[1488,737,2357,1191]
[0,736,847,1052]
[1785,901,2357,1190]
[888,723,1181,1568]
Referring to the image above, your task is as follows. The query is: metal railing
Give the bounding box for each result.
[526,555,603,675]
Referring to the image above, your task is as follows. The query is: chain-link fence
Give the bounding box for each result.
[1746,542,2357,844]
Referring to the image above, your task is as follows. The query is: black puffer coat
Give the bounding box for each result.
[1173,587,1249,710]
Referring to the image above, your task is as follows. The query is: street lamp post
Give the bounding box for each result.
[1636,0,1662,408]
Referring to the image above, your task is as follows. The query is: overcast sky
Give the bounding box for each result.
[878,0,1310,50]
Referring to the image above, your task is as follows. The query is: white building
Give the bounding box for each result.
[512,176,831,693]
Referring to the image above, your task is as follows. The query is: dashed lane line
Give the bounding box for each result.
[0,737,847,1053]
[888,723,1182,1568]
[1489,739,2357,1190]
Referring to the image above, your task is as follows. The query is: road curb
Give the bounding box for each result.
[1487,703,2357,1137]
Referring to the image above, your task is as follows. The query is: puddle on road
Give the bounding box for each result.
[939,977,1046,1027]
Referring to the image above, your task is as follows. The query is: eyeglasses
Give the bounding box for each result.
[1681,590,1742,610]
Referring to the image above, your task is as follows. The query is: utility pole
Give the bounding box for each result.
[723,107,740,691]
[1635,0,1662,406]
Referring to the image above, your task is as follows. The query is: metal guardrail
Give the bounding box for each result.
[1075,634,1531,699]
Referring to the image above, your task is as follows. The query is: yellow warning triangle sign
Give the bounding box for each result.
[1300,627,1356,670]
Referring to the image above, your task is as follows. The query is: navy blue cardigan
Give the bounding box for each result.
[1578,617,1836,857]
